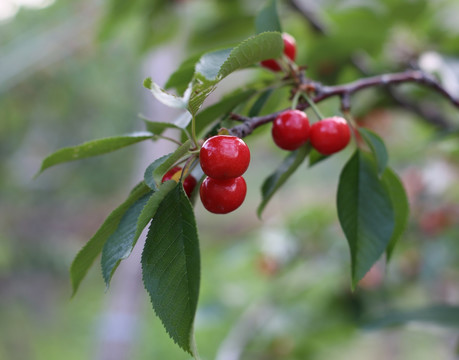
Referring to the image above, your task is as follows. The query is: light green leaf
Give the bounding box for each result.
[101,180,178,286]
[358,128,388,175]
[258,144,310,218]
[382,168,410,262]
[70,182,151,296]
[337,150,395,289]
[196,48,233,81]
[144,154,173,191]
[255,0,282,34]
[142,185,200,355]
[140,114,187,136]
[143,77,191,110]
[36,132,154,176]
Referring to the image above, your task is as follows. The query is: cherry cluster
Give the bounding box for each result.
[199,135,250,214]
[261,33,351,155]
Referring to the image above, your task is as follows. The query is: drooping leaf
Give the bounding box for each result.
[188,32,283,116]
[143,77,190,110]
[255,0,282,34]
[142,185,200,355]
[358,128,388,175]
[70,182,151,296]
[337,150,395,289]
[382,168,410,262]
[258,144,310,218]
[36,132,154,176]
[101,180,178,286]
[364,305,459,329]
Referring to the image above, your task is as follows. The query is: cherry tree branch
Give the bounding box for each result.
[229,70,459,138]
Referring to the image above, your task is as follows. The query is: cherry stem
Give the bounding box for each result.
[301,92,325,120]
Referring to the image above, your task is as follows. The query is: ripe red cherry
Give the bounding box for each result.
[200,176,247,214]
[162,166,197,197]
[272,109,310,150]
[309,116,351,155]
[200,135,250,179]
[261,33,297,72]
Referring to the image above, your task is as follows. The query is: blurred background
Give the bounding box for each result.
[1,0,459,359]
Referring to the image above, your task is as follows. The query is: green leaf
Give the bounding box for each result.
[248,88,274,117]
[382,168,410,262]
[142,184,200,355]
[165,52,205,95]
[188,32,283,115]
[70,182,151,296]
[36,132,154,176]
[101,181,178,286]
[364,305,459,329]
[153,140,192,186]
[143,77,191,111]
[358,128,388,175]
[255,0,282,34]
[144,154,173,191]
[337,150,395,289]
[258,144,310,218]
[308,148,328,167]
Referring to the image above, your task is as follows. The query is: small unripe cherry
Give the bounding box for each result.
[309,116,351,155]
[199,135,250,179]
[200,176,247,214]
[272,109,310,150]
[162,166,197,198]
[260,33,297,72]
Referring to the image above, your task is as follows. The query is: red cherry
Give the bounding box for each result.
[200,176,247,214]
[260,33,297,72]
[309,116,351,155]
[272,110,310,150]
[199,135,250,179]
[161,166,197,198]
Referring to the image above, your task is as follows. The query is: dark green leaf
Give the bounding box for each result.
[70,182,151,296]
[101,192,153,286]
[382,168,410,262]
[255,0,282,34]
[258,144,310,218]
[144,154,173,191]
[36,132,154,176]
[337,150,395,289]
[142,185,200,355]
[358,128,388,175]
[248,88,274,117]
[101,181,178,286]
[364,305,459,329]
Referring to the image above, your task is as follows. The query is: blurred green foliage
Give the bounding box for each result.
[1,0,459,359]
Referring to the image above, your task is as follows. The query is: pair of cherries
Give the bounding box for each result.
[272,110,351,155]
[161,135,250,215]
